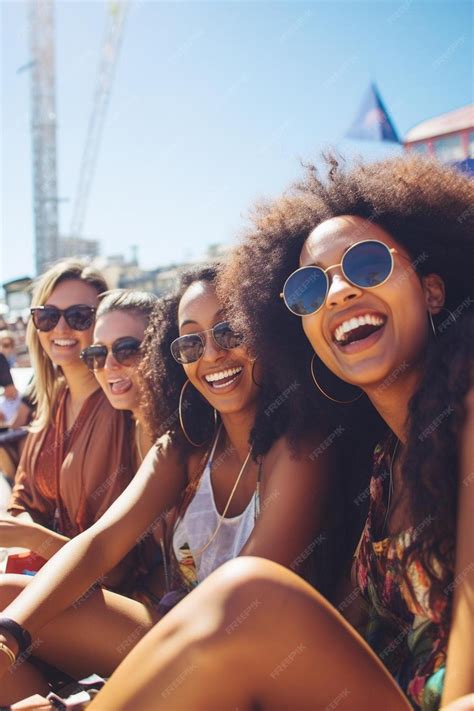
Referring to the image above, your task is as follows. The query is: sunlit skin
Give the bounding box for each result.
[178,281,263,468]
[0,278,332,705]
[37,279,97,408]
[0,280,104,638]
[85,218,472,710]
[92,310,146,419]
[36,280,99,381]
[300,216,446,443]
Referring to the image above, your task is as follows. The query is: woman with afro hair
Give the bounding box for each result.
[0,264,342,703]
[90,156,473,711]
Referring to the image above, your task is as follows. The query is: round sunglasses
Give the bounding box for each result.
[80,337,142,370]
[281,240,398,316]
[31,304,96,332]
[171,321,243,364]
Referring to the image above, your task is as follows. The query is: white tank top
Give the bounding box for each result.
[173,432,260,583]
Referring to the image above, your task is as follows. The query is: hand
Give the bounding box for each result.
[0,514,38,549]
[0,411,5,423]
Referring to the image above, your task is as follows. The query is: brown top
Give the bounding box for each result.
[8,386,136,537]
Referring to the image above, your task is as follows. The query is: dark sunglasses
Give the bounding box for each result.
[171,321,243,364]
[31,304,96,332]
[281,240,398,316]
[80,337,142,370]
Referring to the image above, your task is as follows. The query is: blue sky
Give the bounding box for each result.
[1,0,473,284]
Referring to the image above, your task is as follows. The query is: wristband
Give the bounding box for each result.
[0,617,32,656]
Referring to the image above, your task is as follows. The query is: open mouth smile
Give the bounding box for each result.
[332,312,387,350]
[204,366,243,390]
[108,378,133,395]
[51,338,79,349]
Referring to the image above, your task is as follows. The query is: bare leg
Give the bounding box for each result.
[0,574,160,704]
[0,661,50,704]
[91,557,412,711]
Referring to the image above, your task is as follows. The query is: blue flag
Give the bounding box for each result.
[346,83,400,143]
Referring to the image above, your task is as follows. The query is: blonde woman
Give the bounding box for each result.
[0,261,136,577]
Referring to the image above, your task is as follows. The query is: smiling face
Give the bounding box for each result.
[178,281,260,416]
[92,310,146,414]
[299,216,441,390]
[37,279,99,368]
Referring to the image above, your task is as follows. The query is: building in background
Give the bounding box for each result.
[96,242,229,295]
[404,104,474,175]
[58,236,100,260]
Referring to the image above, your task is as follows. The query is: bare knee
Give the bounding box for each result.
[208,556,320,612]
[177,557,322,646]
[0,574,30,609]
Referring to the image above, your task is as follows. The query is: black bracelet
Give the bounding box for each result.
[0,617,32,656]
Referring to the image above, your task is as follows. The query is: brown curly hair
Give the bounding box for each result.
[219,154,474,626]
[140,264,362,596]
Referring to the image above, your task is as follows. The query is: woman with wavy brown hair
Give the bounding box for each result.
[91,156,473,711]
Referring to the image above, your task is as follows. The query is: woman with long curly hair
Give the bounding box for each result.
[91,156,474,711]
[0,264,339,703]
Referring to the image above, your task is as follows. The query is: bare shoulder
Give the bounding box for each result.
[263,427,337,478]
[140,433,187,481]
[263,429,337,485]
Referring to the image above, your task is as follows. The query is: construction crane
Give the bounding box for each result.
[68,2,129,245]
[28,0,59,275]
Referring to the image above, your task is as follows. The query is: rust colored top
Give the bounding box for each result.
[8,386,135,537]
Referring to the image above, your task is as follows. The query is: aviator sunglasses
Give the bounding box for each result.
[31,304,96,332]
[281,240,398,316]
[171,321,243,364]
[80,337,142,371]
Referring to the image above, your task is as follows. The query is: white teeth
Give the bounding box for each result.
[205,367,243,384]
[53,339,77,346]
[334,314,385,343]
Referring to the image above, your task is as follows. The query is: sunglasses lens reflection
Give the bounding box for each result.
[213,322,243,350]
[171,335,203,364]
[32,305,95,332]
[284,268,327,315]
[81,346,107,370]
[33,308,60,332]
[65,306,95,331]
[113,340,141,365]
[344,241,392,288]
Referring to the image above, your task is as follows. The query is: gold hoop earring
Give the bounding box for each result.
[428,308,456,339]
[179,380,217,447]
[310,354,363,405]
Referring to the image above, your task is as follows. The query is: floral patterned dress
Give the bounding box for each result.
[354,437,448,711]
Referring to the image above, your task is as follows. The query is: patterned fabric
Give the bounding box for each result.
[354,436,448,711]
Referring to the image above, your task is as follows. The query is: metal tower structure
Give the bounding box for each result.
[68,2,128,243]
[28,0,59,275]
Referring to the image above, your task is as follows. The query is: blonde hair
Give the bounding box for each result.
[28,259,108,431]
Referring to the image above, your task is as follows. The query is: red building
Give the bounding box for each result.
[404,104,474,174]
